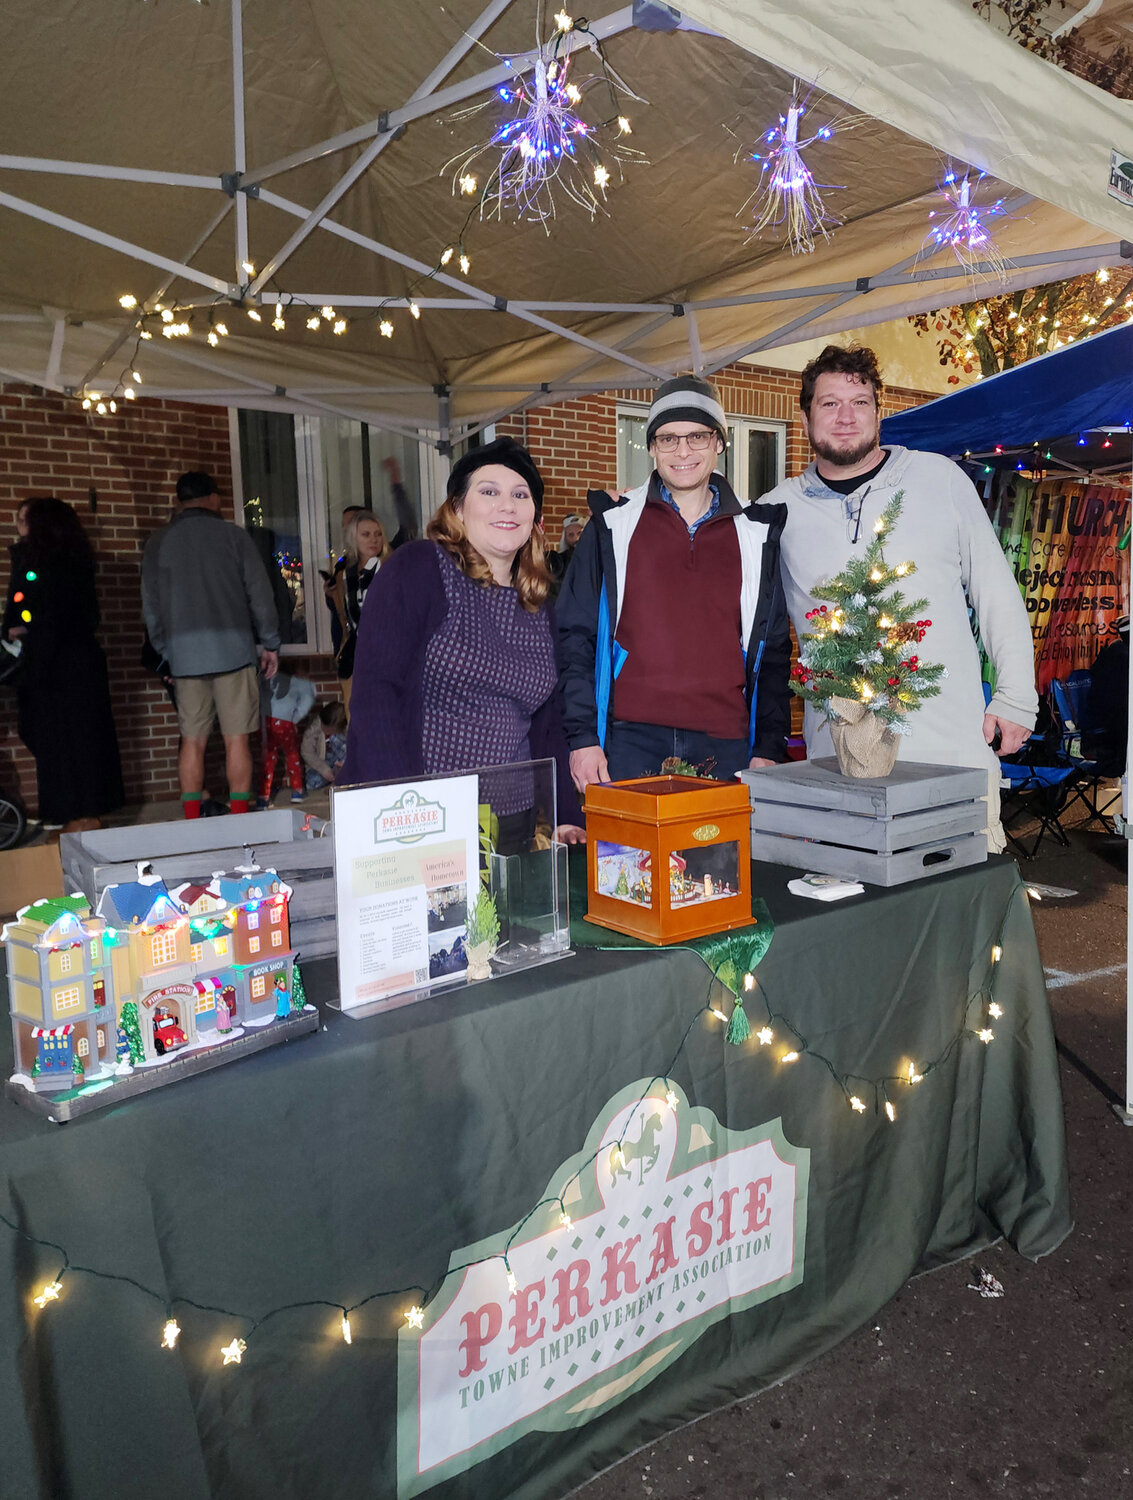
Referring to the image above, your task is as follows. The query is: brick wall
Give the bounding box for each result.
[498,361,928,540]
[1,363,930,812]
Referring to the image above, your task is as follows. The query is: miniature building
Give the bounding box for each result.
[5,896,116,1089]
[6,859,296,1091]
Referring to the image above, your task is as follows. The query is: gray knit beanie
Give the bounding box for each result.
[646,375,727,445]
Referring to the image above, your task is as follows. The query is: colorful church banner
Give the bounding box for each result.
[397,1078,809,1497]
[986,476,1130,693]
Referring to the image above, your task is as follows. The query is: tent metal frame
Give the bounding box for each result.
[0,0,1129,440]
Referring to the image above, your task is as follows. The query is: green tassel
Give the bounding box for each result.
[726,997,751,1046]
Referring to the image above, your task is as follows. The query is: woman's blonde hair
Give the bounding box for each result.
[426,472,550,614]
[342,508,391,567]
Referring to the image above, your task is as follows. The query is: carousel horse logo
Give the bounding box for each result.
[374,788,446,846]
[609,1108,663,1186]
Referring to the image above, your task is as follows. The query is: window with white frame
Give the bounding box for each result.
[251,975,266,999]
[231,411,430,656]
[150,929,178,968]
[271,930,283,947]
[615,403,786,500]
[53,986,82,1013]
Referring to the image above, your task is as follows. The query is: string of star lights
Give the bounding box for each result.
[729,81,867,255]
[923,168,1011,281]
[0,895,1024,1370]
[443,8,646,225]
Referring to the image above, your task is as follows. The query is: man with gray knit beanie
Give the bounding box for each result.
[558,374,791,791]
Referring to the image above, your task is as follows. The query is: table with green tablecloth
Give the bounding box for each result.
[0,852,1070,1500]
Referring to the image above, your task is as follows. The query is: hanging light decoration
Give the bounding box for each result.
[443,9,645,224]
[923,169,1009,281]
[730,81,865,255]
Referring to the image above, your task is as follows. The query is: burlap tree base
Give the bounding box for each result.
[828,696,902,779]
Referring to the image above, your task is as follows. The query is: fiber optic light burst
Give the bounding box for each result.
[923,169,1010,281]
[733,83,863,255]
[444,14,645,224]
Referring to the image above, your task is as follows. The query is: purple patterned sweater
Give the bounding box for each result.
[340,541,583,824]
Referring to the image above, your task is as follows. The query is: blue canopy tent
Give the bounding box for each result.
[880,321,1133,474]
[884,323,1133,1126]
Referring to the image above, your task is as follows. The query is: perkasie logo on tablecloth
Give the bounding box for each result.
[373,789,446,846]
[396,1079,809,1496]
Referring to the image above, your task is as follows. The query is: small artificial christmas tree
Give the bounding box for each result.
[289,963,308,1013]
[789,493,946,770]
[119,1002,146,1065]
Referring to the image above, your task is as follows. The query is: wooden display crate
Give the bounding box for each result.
[584,775,753,945]
[59,810,336,957]
[739,758,988,887]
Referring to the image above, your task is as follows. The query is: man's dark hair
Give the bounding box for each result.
[799,345,884,416]
[176,470,219,504]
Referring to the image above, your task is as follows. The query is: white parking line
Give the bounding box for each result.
[1044,963,1127,991]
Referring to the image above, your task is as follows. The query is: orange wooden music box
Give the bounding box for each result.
[584,775,753,945]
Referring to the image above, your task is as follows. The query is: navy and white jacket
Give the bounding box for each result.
[556,472,791,762]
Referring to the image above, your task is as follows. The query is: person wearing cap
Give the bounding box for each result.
[557,374,791,790]
[763,344,1038,850]
[341,437,584,843]
[546,512,586,595]
[141,470,280,818]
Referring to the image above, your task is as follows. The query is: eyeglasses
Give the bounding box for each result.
[652,430,719,453]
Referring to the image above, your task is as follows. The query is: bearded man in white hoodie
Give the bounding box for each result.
[767,344,1037,850]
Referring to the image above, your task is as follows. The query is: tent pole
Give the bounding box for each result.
[0,188,233,297]
[685,307,704,375]
[77,201,234,391]
[257,186,671,379]
[232,0,249,281]
[44,319,65,391]
[239,6,639,190]
[1123,548,1133,1125]
[0,155,219,190]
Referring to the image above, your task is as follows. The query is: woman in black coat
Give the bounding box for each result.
[6,497,124,830]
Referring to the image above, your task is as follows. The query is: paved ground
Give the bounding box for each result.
[577,818,1133,1500]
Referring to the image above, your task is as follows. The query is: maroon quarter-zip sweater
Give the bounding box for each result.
[611,498,747,738]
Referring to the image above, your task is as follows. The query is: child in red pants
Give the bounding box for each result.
[257,672,316,807]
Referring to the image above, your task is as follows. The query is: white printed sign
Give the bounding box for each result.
[332,776,479,1009]
[397,1078,809,1495]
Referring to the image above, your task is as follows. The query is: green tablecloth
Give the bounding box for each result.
[0,854,1069,1500]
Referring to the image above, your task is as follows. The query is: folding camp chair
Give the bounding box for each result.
[1049,672,1117,833]
[998,759,1078,860]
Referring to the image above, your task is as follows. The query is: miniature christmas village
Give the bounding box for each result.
[4,856,317,1120]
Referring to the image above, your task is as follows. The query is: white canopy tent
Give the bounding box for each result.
[0,0,1131,446]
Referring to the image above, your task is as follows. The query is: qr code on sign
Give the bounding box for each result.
[414,967,428,985]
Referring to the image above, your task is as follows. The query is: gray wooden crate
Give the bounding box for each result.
[739,758,989,886]
[59,811,337,957]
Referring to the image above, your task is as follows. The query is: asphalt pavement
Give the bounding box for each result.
[577,817,1133,1500]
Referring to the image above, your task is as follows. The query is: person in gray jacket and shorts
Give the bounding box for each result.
[142,471,280,817]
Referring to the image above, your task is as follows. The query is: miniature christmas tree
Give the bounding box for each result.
[119,1002,145,1065]
[290,964,308,1013]
[789,492,946,735]
[615,867,630,898]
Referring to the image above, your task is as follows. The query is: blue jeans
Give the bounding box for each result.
[605,721,750,782]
